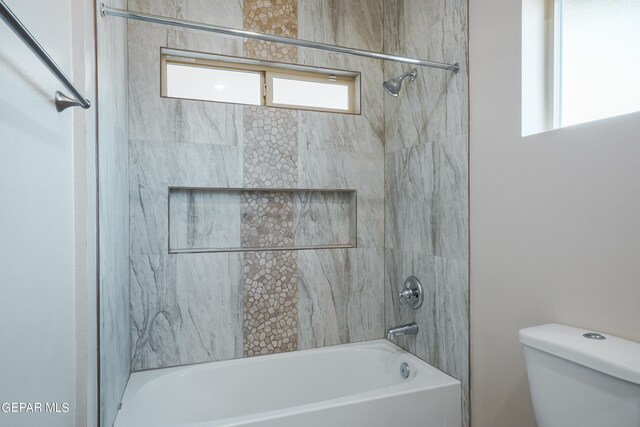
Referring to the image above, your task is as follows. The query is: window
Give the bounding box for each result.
[522,0,640,135]
[161,48,359,114]
[165,62,263,105]
[556,0,640,127]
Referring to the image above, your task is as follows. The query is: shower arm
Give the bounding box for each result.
[100,4,460,73]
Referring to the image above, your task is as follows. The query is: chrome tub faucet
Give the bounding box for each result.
[387,322,419,340]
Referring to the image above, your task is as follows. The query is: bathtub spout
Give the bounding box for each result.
[387,322,418,340]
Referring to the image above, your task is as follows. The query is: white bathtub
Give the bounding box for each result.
[114,340,461,427]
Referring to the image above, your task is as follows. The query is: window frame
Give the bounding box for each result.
[545,0,640,129]
[160,48,361,115]
[161,59,265,106]
[546,0,562,129]
[265,70,356,113]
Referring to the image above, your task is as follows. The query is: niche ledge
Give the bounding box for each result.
[168,187,357,254]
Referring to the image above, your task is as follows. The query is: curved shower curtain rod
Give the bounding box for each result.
[100,4,460,73]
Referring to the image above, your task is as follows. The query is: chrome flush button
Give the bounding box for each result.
[583,332,606,340]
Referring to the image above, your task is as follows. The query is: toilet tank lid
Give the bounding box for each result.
[519,323,640,385]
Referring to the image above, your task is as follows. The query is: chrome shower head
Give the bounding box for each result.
[383,69,418,96]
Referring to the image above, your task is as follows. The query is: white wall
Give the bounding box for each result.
[0,0,97,426]
[470,1,640,426]
[72,1,98,425]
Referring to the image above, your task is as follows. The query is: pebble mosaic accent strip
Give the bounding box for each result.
[241,191,294,248]
[243,106,298,188]
[241,0,300,358]
[243,251,298,356]
[243,0,298,62]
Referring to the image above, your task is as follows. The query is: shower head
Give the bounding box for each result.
[383,69,418,96]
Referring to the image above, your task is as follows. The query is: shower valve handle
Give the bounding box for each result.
[398,276,424,310]
[398,289,415,301]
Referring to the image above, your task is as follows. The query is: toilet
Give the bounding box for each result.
[519,323,640,427]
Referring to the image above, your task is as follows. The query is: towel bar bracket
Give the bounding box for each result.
[0,0,92,112]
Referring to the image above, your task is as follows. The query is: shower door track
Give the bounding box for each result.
[100,3,460,73]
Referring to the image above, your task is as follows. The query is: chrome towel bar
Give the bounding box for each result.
[0,0,91,111]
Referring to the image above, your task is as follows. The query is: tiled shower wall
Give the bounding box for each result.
[125,0,468,423]
[97,0,129,426]
[127,0,384,370]
[383,1,470,426]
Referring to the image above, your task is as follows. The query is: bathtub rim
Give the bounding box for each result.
[116,339,461,427]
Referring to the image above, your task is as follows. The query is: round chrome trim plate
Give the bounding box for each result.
[400,362,411,379]
[583,332,606,340]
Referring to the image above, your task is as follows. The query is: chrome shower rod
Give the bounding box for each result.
[0,0,91,111]
[100,4,460,73]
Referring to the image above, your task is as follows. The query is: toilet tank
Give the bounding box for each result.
[519,324,640,427]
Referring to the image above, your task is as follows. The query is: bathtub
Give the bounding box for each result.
[114,339,461,427]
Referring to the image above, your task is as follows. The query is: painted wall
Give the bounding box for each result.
[0,0,97,425]
[96,0,130,425]
[127,0,385,371]
[469,1,640,426]
[383,1,469,426]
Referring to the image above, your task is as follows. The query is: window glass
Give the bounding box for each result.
[165,62,262,105]
[161,51,359,114]
[270,76,351,112]
[560,0,640,126]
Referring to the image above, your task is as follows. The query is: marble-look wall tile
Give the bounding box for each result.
[297,249,353,348]
[293,0,387,357]
[127,0,243,146]
[383,1,468,154]
[350,248,385,341]
[130,252,244,370]
[298,0,383,51]
[384,251,468,426]
[243,251,298,356]
[430,256,469,427]
[383,1,469,426]
[384,140,468,317]
[297,54,384,155]
[383,63,468,154]
[385,142,436,254]
[433,133,469,260]
[383,0,468,58]
[130,0,223,19]
[299,150,384,249]
[383,248,435,360]
[129,0,244,37]
[128,0,247,371]
[297,0,384,155]
[297,148,384,350]
[129,139,242,370]
[168,190,241,251]
[129,139,242,257]
[292,191,354,247]
[98,0,130,424]
[298,248,384,349]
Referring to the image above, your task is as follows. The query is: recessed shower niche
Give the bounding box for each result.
[168,187,357,253]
